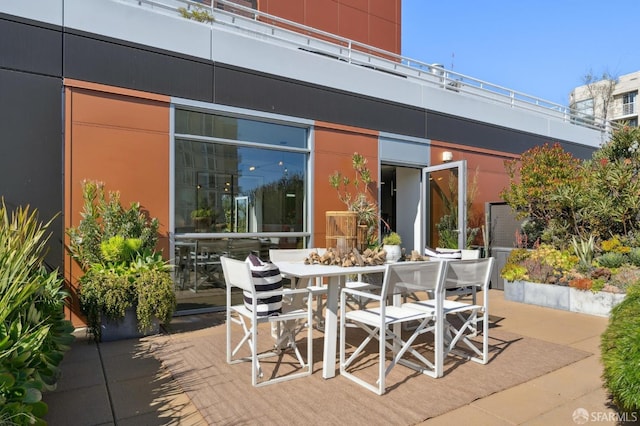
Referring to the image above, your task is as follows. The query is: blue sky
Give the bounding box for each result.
[401,1,640,106]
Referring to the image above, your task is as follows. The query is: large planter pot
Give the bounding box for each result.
[504,280,626,317]
[101,307,160,342]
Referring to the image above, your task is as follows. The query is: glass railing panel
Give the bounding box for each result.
[172,235,307,314]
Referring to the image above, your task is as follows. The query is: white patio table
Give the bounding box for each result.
[273,261,387,379]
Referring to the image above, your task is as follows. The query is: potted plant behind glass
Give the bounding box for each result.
[191,207,213,232]
[66,180,176,341]
[382,232,402,262]
[435,166,481,257]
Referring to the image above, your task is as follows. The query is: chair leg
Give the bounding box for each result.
[444,308,488,364]
[313,293,325,331]
[273,319,306,368]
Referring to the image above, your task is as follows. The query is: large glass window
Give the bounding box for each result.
[175,109,307,148]
[172,109,309,314]
[174,109,308,235]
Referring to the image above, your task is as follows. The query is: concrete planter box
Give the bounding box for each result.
[503,279,524,303]
[504,280,625,317]
[523,281,570,311]
[569,288,626,317]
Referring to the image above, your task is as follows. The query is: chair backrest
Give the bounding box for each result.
[444,258,494,291]
[221,256,253,293]
[199,239,229,254]
[381,261,447,300]
[269,248,316,263]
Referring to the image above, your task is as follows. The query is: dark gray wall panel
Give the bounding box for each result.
[426,111,596,159]
[0,69,63,269]
[63,31,214,103]
[213,64,426,138]
[0,14,62,77]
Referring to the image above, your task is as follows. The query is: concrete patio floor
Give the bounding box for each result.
[43,290,631,425]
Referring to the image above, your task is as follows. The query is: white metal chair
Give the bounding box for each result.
[403,258,494,365]
[342,271,383,311]
[437,248,482,302]
[339,261,448,395]
[222,256,313,387]
[269,248,328,329]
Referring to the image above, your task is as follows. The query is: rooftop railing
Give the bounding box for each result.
[122,0,611,133]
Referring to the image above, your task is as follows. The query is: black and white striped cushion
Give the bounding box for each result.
[244,254,283,316]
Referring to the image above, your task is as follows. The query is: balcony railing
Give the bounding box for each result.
[121,0,611,133]
[623,102,636,116]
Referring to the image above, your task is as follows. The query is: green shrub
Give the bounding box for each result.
[596,252,627,269]
[500,263,528,282]
[178,6,214,23]
[0,201,75,425]
[591,279,606,292]
[500,249,530,281]
[382,232,401,245]
[628,247,640,267]
[67,180,175,341]
[601,283,640,412]
[67,180,159,271]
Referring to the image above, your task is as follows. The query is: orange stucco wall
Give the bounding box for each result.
[429,141,519,246]
[313,122,379,247]
[63,80,171,326]
[258,0,401,54]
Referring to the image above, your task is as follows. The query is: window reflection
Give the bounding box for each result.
[174,110,308,235]
[175,109,307,148]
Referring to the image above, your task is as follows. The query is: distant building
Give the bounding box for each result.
[570,71,639,128]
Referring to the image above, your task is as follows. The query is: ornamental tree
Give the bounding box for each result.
[501,143,585,246]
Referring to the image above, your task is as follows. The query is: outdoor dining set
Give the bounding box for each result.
[221,248,494,395]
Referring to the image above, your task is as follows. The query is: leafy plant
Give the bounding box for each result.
[329,153,386,248]
[596,252,627,269]
[190,208,212,219]
[528,244,578,274]
[500,263,528,282]
[500,245,578,284]
[66,181,174,341]
[628,247,640,267]
[500,248,531,281]
[501,143,585,246]
[382,232,402,246]
[601,235,630,254]
[434,167,480,249]
[0,201,75,425]
[503,128,640,246]
[67,181,158,271]
[178,6,214,23]
[521,257,556,284]
[601,282,640,412]
[591,279,606,293]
